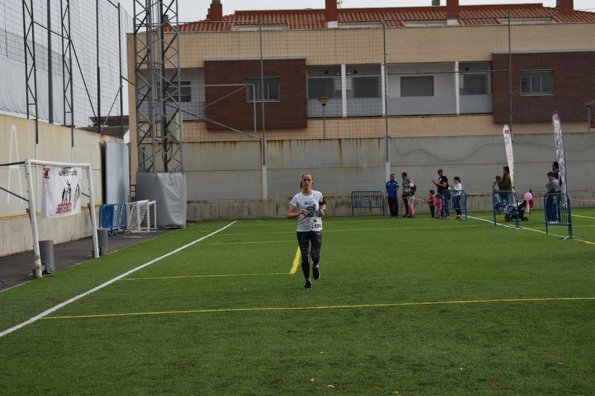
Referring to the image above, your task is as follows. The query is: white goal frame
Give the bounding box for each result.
[1,159,99,278]
[125,200,157,232]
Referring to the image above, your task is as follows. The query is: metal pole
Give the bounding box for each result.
[118,3,124,138]
[507,13,513,135]
[96,0,101,134]
[587,102,592,132]
[259,17,267,200]
[159,1,169,172]
[382,18,391,180]
[259,17,266,152]
[86,165,99,258]
[25,160,42,278]
[47,0,53,124]
[323,106,327,139]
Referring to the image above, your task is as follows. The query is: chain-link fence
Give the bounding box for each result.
[0,0,131,129]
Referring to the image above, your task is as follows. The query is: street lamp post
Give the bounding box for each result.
[318,96,329,139]
[586,100,593,133]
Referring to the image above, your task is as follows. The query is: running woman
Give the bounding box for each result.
[287,173,326,289]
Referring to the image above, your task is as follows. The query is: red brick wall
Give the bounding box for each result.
[492,51,595,124]
[204,59,307,131]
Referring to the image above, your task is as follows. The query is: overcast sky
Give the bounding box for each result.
[120,1,594,23]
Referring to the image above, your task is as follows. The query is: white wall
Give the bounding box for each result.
[184,133,595,220]
[0,114,106,256]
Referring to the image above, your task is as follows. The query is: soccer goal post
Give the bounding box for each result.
[1,159,99,278]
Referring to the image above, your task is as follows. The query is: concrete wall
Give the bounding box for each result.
[0,114,107,256]
[185,133,595,220]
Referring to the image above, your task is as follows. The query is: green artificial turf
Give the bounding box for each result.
[1,210,594,394]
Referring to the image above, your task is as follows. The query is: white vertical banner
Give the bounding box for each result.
[41,166,82,218]
[502,124,514,187]
[552,112,568,198]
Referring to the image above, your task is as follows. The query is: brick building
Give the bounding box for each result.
[128,0,595,142]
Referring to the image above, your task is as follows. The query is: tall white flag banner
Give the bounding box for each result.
[552,112,568,198]
[41,166,82,218]
[502,124,514,188]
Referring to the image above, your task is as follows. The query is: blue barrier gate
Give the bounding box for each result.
[544,193,573,238]
[351,191,385,216]
[99,204,128,236]
[448,189,468,220]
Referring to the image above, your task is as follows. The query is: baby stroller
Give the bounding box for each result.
[504,191,533,222]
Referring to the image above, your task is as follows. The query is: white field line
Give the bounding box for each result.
[468,215,595,245]
[0,221,237,339]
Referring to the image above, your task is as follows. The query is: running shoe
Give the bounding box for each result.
[313,265,320,280]
[304,279,312,289]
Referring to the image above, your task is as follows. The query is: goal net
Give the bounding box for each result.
[125,200,157,232]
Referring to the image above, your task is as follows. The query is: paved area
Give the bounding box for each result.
[0,231,169,292]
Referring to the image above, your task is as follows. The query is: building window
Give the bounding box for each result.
[178,81,192,102]
[159,81,191,102]
[460,74,489,95]
[459,62,491,96]
[520,70,554,96]
[246,77,280,102]
[308,77,335,100]
[401,76,434,97]
[353,76,380,98]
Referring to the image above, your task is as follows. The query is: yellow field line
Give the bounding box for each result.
[121,273,289,281]
[42,296,595,321]
[289,247,300,275]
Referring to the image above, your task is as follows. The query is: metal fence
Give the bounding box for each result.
[543,192,574,238]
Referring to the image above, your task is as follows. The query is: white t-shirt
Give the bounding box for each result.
[452,182,463,196]
[290,190,324,232]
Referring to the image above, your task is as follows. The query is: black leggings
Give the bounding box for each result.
[297,231,322,279]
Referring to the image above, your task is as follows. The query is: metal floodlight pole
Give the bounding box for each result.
[60,0,74,145]
[22,0,39,143]
[133,0,183,174]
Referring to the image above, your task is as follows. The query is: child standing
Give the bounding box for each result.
[452,176,463,220]
[434,193,443,220]
[428,189,436,218]
[407,183,416,217]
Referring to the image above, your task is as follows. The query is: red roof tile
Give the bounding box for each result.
[177,4,595,32]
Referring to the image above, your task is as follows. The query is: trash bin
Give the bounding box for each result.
[39,240,55,274]
[97,228,109,256]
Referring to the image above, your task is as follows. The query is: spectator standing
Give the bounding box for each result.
[428,189,436,218]
[401,172,413,217]
[545,171,561,223]
[452,176,463,220]
[552,161,562,186]
[497,166,513,205]
[385,173,400,217]
[433,169,450,217]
